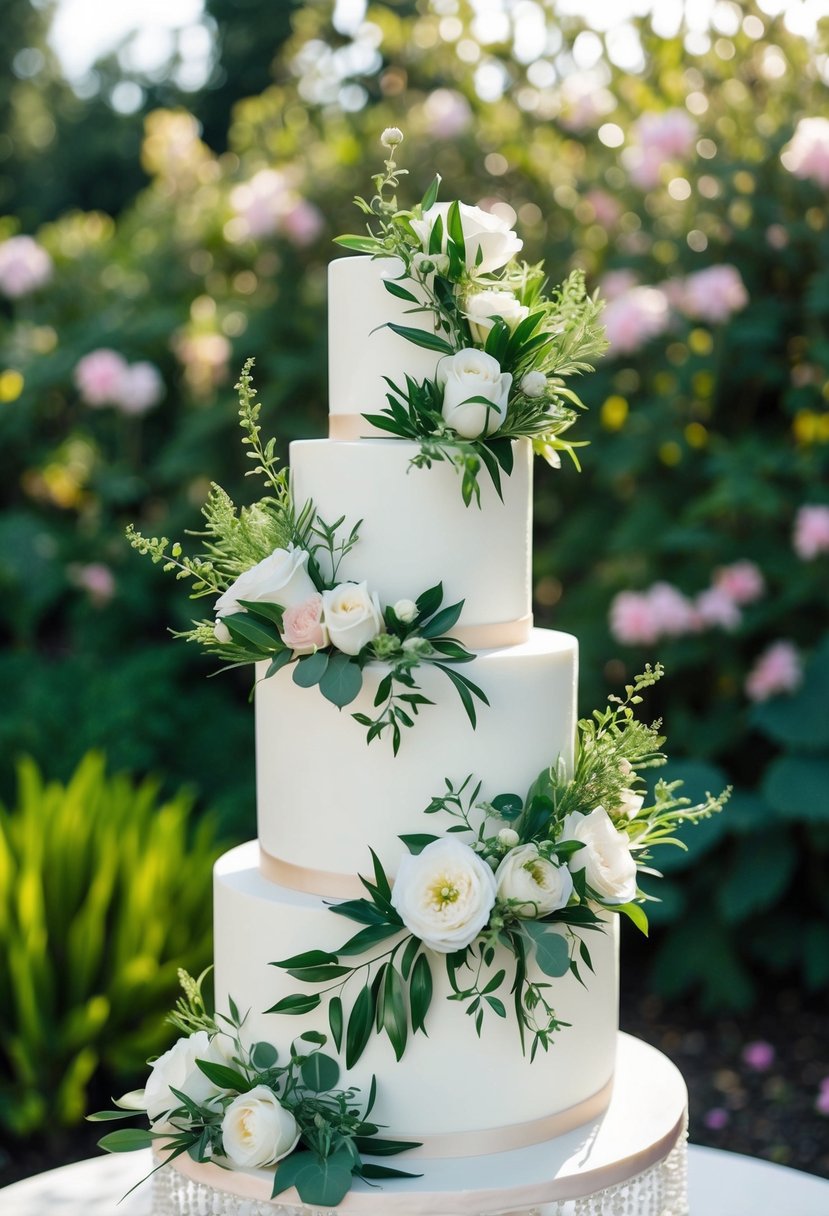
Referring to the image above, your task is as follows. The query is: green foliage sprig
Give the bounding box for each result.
[90,974,420,1208]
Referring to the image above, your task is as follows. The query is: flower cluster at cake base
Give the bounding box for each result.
[335,130,608,507]
[89,971,420,1208]
[271,666,729,1064]
[126,362,487,752]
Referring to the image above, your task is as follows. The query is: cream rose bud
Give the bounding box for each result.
[391,838,497,953]
[497,827,520,849]
[561,807,638,905]
[616,788,644,819]
[214,618,232,644]
[410,201,523,275]
[495,844,574,917]
[221,1085,300,1169]
[393,598,418,623]
[438,348,512,439]
[143,1032,228,1129]
[281,593,328,655]
[214,545,316,627]
[520,370,547,397]
[464,289,528,344]
[322,582,383,656]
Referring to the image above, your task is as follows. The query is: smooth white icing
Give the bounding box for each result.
[290,437,532,632]
[214,842,619,1138]
[256,629,577,879]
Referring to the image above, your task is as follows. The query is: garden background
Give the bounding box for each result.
[1,0,828,1187]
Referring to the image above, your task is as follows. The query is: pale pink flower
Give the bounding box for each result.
[230,169,292,240]
[634,109,697,160]
[742,1041,775,1072]
[597,269,638,302]
[745,641,803,703]
[71,563,116,607]
[0,235,53,298]
[281,199,324,247]
[281,593,328,655]
[695,587,742,632]
[657,277,689,309]
[115,361,164,415]
[713,561,765,606]
[585,190,622,230]
[793,505,829,560]
[781,117,829,189]
[603,286,670,356]
[74,349,130,407]
[624,144,666,191]
[766,224,789,250]
[678,265,748,324]
[647,582,696,637]
[422,88,472,139]
[609,591,661,646]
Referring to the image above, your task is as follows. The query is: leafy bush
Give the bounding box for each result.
[0,753,225,1136]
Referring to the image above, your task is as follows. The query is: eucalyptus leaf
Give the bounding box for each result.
[300,1051,340,1093]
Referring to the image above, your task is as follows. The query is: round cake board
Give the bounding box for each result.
[161,1033,687,1215]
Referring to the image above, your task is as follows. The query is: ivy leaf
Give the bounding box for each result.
[300,1052,340,1093]
[292,651,329,688]
[523,923,571,977]
[410,953,433,1035]
[345,985,375,1068]
[319,653,363,707]
[387,323,454,355]
[265,993,321,1016]
[382,965,408,1061]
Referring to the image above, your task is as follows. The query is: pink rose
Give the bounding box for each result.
[647,582,696,637]
[793,505,829,560]
[603,286,670,356]
[0,235,53,298]
[695,587,741,632]
[609,591,660,646]
[281,593,328,655]
[781,117,829,189]
[677,265,748,324]
[745,641,802,703]
[633,109,697,160]
[115,361,164,415]
[713,561,765,605]
[74,349,130,407]
[281,199,324,247]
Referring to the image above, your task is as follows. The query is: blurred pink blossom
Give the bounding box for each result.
[74,349,129,407]
[609,591,661,646]
[766,224,789,250]
[695,587,742,632]
[713,561,765,606]
[0,234,53,298]
[597,269,638,302]
[71,563,116,607]
[741,1040,775,1072]
[281,199,325,247]
[586,190,622,230]
[745,641,803,703]
[793,505,829,560]
[624,144,666,191]
[603,286,670,355]
[116,362,164,415]
[677,265,748,324]
[703,1107,730,1131]
[816,1077,829,1117]
[634,109,698,159]
[781,117,829,189]
[648,582,697,637]
[422,88,472,138]
[230,169,292,239]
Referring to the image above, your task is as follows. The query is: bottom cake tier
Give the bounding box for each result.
[151,1033,688,1216]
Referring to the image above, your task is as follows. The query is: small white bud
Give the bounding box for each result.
[214,618,232,644]
[381,127,404,148]
[393,598,418,623]
[520,370,547,397]
[497,828,520,849]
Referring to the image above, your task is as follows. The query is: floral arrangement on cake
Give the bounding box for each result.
[127,361,487,753]
[335,129,608,506]
[271,667,729,1062]
[90,971,419,1208]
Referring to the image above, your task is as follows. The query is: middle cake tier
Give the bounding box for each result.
[256,628,578,888]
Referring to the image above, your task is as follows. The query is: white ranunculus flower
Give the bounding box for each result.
[322,582,383,656]
[520,370,547,397]
[560,807,638,905]
[464,289,529,344]
[393,598,418,623]
[221,1085,300,1169]
[495,844,573,917]
[409,202,523,275]
[214,545,316,626]
[391,838,497,953]
[143,1032,229,1129]
[616,788,645,819]
[437,348,512,439]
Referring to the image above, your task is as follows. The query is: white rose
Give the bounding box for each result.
[322,581,383,655]
[393,598,418,623]
[391,838,497,953]
[520,370,547,397]
[143,1032,229,1129]
[214,545,316,625]
[437,348,512,439]
[221,1085,300,1169]
[464,289,529,344]
[410,202,523,275]
[497,827,520,849]
[616,788,644,820]
[560,807,638,905]
[495,844,573,917]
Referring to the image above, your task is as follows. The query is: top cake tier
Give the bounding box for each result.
[328,255,438,438]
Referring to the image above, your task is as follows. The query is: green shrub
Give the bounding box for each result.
[0,753,225,1136]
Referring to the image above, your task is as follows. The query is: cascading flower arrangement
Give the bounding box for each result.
[335,128,609,506]
[127,361,487,753]
[89,971,420,1208]
[270,667,729,1063]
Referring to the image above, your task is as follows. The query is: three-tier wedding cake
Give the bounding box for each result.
[104,134,727,1216]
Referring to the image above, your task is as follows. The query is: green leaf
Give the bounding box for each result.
[272,949,336,969]
[420,600,464,638]
[420,174,441,211]
[491,793,523,820]
[285,964,353,982]
[616,902,649,936]
[718,835,797,923]
[300,1051,340,1093]
[319,653,363,708]
[401,935,420,980]
[292,650,329,688]
[382,965,408,1061]
[334,235,385,253]
[523,923,570,977]
[195,1060,250,1090]
[328,997,343,1052]
[399,833,439,855]
[328,899,389,926]
[383,279,420,304]
[415,582,444,619]
[357,1163,423,1180]
[98,1128,156,1153]
[250,1041,278,1070]
[237,599,285,628]
[434,663,489,728]
[354,1135,419,1156]
[387,323,455,355]
[296,1156,354,1207]
[762,756,829,823]
[87,1109,138,1122]
[428,212,444,255]
[410,953,433,1035]
[266,649,294,678]
[272,1150,314,1198]
[446,200,465,255]
[346,985,375,1068]
[337,923,402,956]
[222,612,281,653]
[266,993,321,1016]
